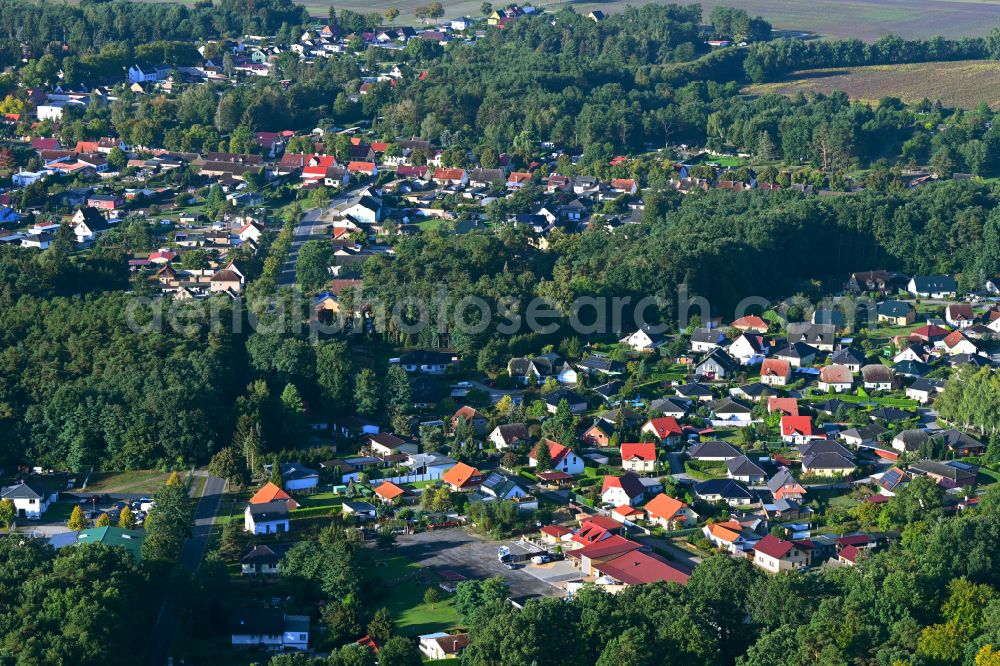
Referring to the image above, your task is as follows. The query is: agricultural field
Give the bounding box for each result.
[744,60,1000,109]
[128,0,1000,38]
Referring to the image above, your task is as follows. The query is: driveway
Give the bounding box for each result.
[394,529,563,599]
[143,473,226,666]
[666,452,692,483]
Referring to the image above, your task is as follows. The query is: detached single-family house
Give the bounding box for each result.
[452,406,488,436]
[861,364,895,391]
[877,300,915,326]
[690,327,727,352]
[729,333,769,365]
[529,439,584,475]
[229,609,309,652]
[767,469,806,502]
[72,206,112,243]
[480,472,530,501]
[693,479,755,506]
[244,501,290,535]
[241,544,290,576]
[641,417,683,445]
[264,462,319,492]
[419,632,470,661]
[688,440,742,462]
[643,493,698,529]
[942,331,978,356]
[760,358,792,386]
[369,432,418,457]
[731,315,769,333]
[773,341,818,367]
[801,451,856,477]
[696,348,741,380]
[906,378,944,404]
[490,423,530,450]
[601,472,646,507]
[0,479,59,519]
[818,364,854,393]
[830,348,866,373]
[620,325,665,352]
[342,501,378,520]
[441,462,484,491]
[752,534,812,573]
[709,397,752,424]
[726,456,767,484]
[908,459,978,489]
[781,416,819,445]
[908,275,957,298]
[620,442,657,474]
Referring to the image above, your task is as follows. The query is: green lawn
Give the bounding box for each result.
[372,552,461,636]
[977,467,1000,486]
[43,501,77,524]
[82,470,173,493]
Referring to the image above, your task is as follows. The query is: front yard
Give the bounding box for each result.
[371,551,461,637]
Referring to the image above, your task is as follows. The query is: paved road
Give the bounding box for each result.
[278,189,359,288]
[143,474,226,666]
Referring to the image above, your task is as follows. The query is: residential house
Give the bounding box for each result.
[675,383,715,402]
[693,479,755,506]
[229,609,309,651]
[906,378,944,404]
[830,347,866,373]
[620,325,665,352]
[767,469,806,502]
[687,440,742,462]
[773,341,818,367]
[342,501,378,520]
[752,534,812,573]
[690,327,727,352]
[709,397,752,424]
[640,417,683,446]
[480,472,530,501]
[399,350,457,374]
[727,456,767,484]
[489,423,530,450]
[441,462,484,491]
[703,520,758,553]
[731,315,770,333]
[241,544,290,576]
[452,406,488,436]
[581,421,613,447]
[507,353,560,384]
[908,459,978,489]
[542,389,588,414]
[249,482,300,510]
[729,333,769,365]
[529,439,584,475]
[760,358,792,386]
[767,397,799,416]
[419,632,470,660]
[643,493,698,529]
[942,330,978,356]
[264,462,319,492]
[840,424,888,448]
[800,450,856,477]
[601,472,646,506]
[781,416,819,445]
[908,275,958,298]
[818,364,854,393]
[877,300,915,326]
[368,433,418,457]
[0,479,59,519]
[72,206,112,243]
[433,168,468,186]
[861,364,895,390]
[788,324,836,352]
[649,397,689,418]
[244,501,290,534]
[620,442,657,474]
[373,481,408,504]
[696,348,741,380]
[894,343,929,364]
[847,270,907,294]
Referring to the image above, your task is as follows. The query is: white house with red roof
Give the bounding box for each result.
[760,358,792,386]
[529,439,584,475]
[641,417,683,445]
[781,416,820,445]
[620,442,657,473]
[601,472,646,507]
[752,534,813,573]
[237,221,265,243]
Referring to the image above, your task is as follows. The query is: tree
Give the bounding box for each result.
[384,365,412,414]
[269,463,285,488]
[95,512,112,527]
[377,636,423,666]
[423,586,441,606]
[229,124,256,154]
[279,383,308,445]
[67,504,88,531]
[296,239,333,293]
[480,2,492,16]
[317,341,353,408]
[118,505,136,530]
[208,446,248,488]
[219,520,250,560]
[384,7,400,24]
[107,146,127,171]
[355,368,381,417]
[427,2,444,19]
[0,498,15,528]
[534,441,553,472]
[367,607,394,643]
[141,479,195,564]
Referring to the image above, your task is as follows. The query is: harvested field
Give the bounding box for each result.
[743,60,1000,109]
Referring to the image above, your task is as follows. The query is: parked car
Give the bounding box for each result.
[531,555,550,565]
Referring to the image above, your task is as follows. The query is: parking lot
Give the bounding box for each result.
[394,529,572,599]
